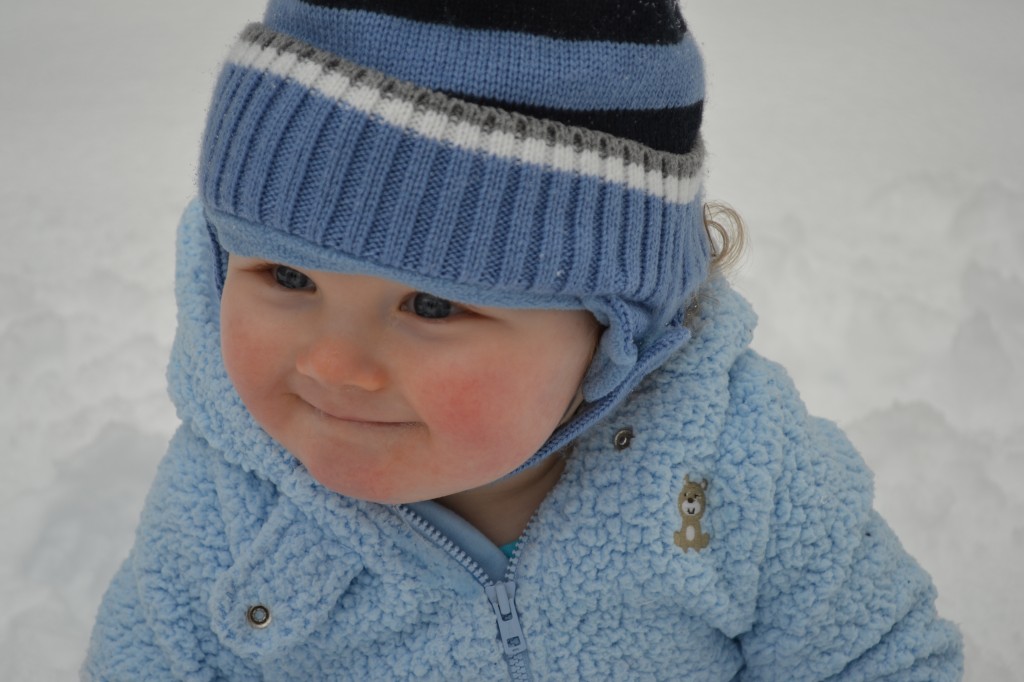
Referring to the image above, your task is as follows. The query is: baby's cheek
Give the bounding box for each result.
[425,366,551,457]
[428,372,499,441]
[220,305,289,425]
[222,323,266,392]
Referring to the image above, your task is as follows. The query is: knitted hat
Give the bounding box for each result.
[199,0,709,473]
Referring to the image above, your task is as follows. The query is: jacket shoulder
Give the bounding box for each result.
[724,348,874,503]
[722,352,962,680]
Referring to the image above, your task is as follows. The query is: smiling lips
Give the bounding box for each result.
[299,395,415,427]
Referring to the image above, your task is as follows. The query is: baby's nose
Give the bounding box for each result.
[295,333,388,392]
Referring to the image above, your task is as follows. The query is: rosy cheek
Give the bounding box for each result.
[221,303,281,414]
[426,372,498,444]
[422,362,552,459]
[221,317,257,387]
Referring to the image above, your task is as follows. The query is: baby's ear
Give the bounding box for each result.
[701,479,708,490]
[684,474,692,485]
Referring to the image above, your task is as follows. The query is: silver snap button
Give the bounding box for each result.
[612,427,634,450]
[246,604,271,629]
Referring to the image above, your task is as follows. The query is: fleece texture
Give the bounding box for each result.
[82,201,963,680]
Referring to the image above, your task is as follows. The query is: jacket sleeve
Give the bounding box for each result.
[732,356,963,681]
[81,426,250,681]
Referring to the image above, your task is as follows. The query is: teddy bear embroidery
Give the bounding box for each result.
[674,475,710,552]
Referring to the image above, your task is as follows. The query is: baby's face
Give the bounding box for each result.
[220,255,597,504]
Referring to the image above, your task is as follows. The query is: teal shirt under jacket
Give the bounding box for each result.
[83,201,963,680]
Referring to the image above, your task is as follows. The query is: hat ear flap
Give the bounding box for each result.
[581,297,643,400]
[204,209,229,298]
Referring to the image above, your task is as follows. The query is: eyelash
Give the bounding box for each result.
[259,264,463,321]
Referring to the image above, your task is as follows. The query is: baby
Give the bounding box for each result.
[84,1,963,679]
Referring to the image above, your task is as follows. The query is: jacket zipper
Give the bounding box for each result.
[493,523,536,681]
[395,505,535,682]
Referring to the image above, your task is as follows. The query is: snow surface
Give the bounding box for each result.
[1,1,1021,679]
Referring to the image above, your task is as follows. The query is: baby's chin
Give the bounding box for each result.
[294,455,475,505]
[274,422,548,504]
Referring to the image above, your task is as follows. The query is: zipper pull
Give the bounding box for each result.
[485,581,528,657]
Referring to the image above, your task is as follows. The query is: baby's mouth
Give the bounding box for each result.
[298,394,416,427]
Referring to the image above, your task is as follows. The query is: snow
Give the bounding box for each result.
[1,1,1020,679]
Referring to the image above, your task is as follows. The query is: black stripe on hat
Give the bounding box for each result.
[297,0,687,44]
[450,93,703,156]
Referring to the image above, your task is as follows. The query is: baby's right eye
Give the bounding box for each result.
[272,265,315,291]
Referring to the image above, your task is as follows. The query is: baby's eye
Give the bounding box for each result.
[408,292,454,320]
[272,265,315,291]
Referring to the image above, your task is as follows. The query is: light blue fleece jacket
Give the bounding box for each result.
[83,201,963,680]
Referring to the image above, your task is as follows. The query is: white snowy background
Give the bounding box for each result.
[1,0,1020,679]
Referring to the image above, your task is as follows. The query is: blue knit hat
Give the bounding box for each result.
[199,0,709,473]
